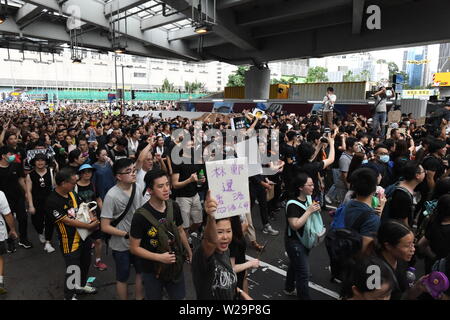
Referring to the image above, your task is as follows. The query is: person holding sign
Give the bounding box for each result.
[192,192,252,300]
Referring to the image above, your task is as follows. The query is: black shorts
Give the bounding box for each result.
[90,229,106,240]
[0,241,6,255]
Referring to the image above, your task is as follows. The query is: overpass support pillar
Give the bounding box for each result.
[245,65,270,99]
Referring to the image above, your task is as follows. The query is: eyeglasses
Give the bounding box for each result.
[118,168,137,175]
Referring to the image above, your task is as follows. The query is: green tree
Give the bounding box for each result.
[359,69,371,81]
[305,66,329,83]
[388,61,399,80]
[159,78,175,92]
[184,81,206,93]
[343,70,357,82]
[227,66,248,87]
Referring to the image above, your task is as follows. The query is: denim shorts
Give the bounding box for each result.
[112,250,142,283]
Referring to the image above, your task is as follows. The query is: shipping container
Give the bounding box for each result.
[269,84,290,99]
[288,81,372,101]
[224,86,245,99]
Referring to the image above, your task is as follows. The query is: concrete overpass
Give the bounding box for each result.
[0,0,448,65]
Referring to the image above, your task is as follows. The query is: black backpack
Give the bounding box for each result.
[325,209,371,280]
[135,200,185,283]
[381,186,414,223]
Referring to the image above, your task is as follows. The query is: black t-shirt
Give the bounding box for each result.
[388,188,414,226]
[76,183,98,203]
[172,160,205,198]
[109,148,129,162]
[130,201,183,274]
[229,237,247,289]
[192,247,237,300]
[285,199,307,240]
[0,163,25,202]
[425,221,450,259]
[29,169,52,202]
[423,155,445,183]
[378,255,408,301]
[46,191,82,254]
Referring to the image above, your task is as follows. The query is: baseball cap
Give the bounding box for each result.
[78,164,95,172]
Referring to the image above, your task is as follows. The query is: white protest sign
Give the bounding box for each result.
[235,137,263,177]
[205,157,250,219]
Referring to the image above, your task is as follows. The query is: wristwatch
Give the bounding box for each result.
[124,233,129,239]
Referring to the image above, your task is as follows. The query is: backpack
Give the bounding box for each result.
[325,204,371,279]
[286,196,326,250]
[381,185,414,222]
[135,200,185,283]
[415,199,438,242]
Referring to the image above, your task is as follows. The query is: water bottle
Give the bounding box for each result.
[406,267,416,288]
[197,169,205,188]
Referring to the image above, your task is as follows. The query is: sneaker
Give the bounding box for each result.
[94,260,108,271]
[75,284,98,295]
[283,288,297,296]
[0,282,6,295]
[38,234,46,244]
[44,242,55,253]
[6,239,16,253]
[18,239,33,249]
[262,224,279,236]
[325,195,333,205]
[251,241,264,252]
[330,277,343,284]
[64,294,78,300]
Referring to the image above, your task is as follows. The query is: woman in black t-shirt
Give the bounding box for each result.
[284,173,321,300]
[374,220,428,300]
[192,192,252,300]
[75,164,107,271]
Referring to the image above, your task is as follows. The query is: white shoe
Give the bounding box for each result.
[44,242,55,253]
[262,224,279,236]
[75,284,98,294]
[38,234,46,244]
[283,288,297,296]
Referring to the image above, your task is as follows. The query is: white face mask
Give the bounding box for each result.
[405,121,410,126]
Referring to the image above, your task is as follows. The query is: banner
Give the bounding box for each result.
[230,117,247,130]
[205,157,250,219]
[388,110,402,123]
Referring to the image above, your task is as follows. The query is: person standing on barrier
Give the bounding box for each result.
[322,87,336,129]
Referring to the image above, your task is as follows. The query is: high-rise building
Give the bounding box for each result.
[438,43,450,72]
[404,46,428,87]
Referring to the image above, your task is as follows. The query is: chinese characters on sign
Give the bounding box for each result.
[205,157,250,219]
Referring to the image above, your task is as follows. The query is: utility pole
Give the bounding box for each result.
[114,53,118,111]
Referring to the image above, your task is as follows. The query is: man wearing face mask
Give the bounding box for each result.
[362,144,393,188]
[0,146,31,251]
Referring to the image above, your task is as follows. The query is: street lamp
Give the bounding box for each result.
[121,64,133,114]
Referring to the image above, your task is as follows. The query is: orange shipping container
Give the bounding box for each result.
[224,86,245,99]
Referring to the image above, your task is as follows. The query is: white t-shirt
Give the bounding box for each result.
[0,191,12,241]
[322,94,337,110]
[136,168,151,203]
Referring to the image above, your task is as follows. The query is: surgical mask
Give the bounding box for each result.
[6,155,16,163]
[405,121,410,126]
[379,155,390,163]
[362,159,369,164]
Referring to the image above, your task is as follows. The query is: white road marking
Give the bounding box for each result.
[246,254,341,300]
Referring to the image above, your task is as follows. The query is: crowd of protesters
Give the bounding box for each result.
[0,92,450,301]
